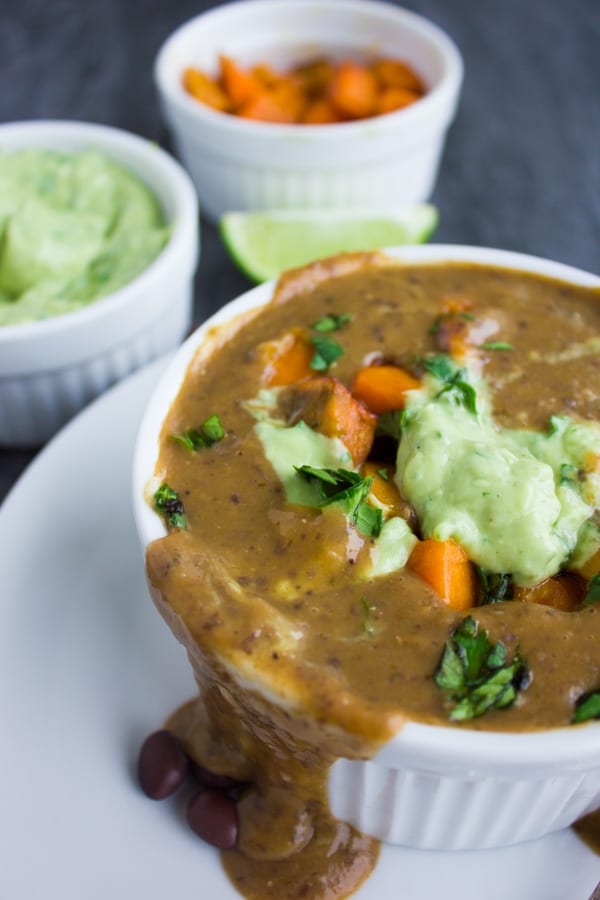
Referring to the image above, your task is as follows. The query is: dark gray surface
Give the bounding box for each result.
[1,0,599,501]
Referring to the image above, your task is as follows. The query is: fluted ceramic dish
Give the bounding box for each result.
[0,120,199,447]
[133,244,600,850]
[154,0,463,222]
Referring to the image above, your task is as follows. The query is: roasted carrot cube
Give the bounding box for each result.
[258,329,314,386]
[237,91,296,123]
[219,55,261,108]
[182,67,230,112]
[514,574,586,612]
[302,98,342,125]
[408,539,476,610]
[370,58,425,93]
[352,365,421,414]
[329,60,378,119]
[375,87,422,116]
[282,376,377,466]
[360,462,408,519]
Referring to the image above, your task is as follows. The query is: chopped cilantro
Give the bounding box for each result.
[376,409,404,440]
[423,354,456,382]
[573,691,600,723]
[423,354,478,415]
[294,465,382,537]
[560,463,579,486]
[309,334,344,371]
[154,482,187,529]
[312,313,352,332]
[583,573,600,606]
[481,341,514,351]
[434,616,530,721]
[172,414,225,451]
[377,467,389,481]
[476,567,514,604]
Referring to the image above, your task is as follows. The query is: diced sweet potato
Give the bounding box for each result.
[258,329,314,386]
[237,91,297,123]
[302,98,342,125]
[514,574,586,611]
[281,376,377,466]
[219,55,261,108]
[360,462,410,520]
[352,365,421,414]
[329,60,378,119]
[375,87,422,115]
[370,58,425,93]
[408,539,476,610]
[182,67,230,112]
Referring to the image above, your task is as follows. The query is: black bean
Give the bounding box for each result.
[186,789,239,849]
[138,730,188,800]
[191,761,240,791]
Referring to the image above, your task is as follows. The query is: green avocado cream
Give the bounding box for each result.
[396,368,600,586]
[0,148,169,325]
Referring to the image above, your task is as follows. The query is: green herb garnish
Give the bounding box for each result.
[560,463,579,486]
[434,616,530,721]
[172,414,225,451]
[583,573,600,606]
[573,691,600,723]
[360,596,375,635]
[154,482,187,529]
[423,354,478,415]
[309,334,345,371]
[312,313,352,333]
[294,465,382,537]
[476,567,514,604]
[376,409,404,440]
[481,341,514,351]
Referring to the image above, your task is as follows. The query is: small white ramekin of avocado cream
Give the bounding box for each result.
[0,120,199,447]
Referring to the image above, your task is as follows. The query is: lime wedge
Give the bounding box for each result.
[220,205,438,282]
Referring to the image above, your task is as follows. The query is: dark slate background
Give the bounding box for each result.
[1,0,599,499]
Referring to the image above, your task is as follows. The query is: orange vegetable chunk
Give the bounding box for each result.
[219,55,261,108]
[329,60,378,119]
[371,58,425,93]
[360,462,407,519]
[237,92,296,123]
[182,67,230,112]
[408,539,476,610]
[375,87,421,115]
[302,99,342,125]
[352,365,421,414]
[258,329,314,386]
[514,574,585,612]
[282,376,377,466]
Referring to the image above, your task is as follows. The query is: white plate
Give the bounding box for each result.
[1,358,599,900]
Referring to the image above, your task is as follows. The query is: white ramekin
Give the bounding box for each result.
[133,245,600,850]
[154,0,463,222]
[0,120,199,447]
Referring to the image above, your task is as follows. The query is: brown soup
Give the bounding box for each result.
[144,253,600,898]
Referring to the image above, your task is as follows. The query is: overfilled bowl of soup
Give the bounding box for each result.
[133,245,600,899]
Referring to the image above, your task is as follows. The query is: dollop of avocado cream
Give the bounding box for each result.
[0,148,169,325]
[396,366,600,586]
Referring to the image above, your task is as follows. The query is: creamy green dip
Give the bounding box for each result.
[396,365,600,586]
[0,148,169,325]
